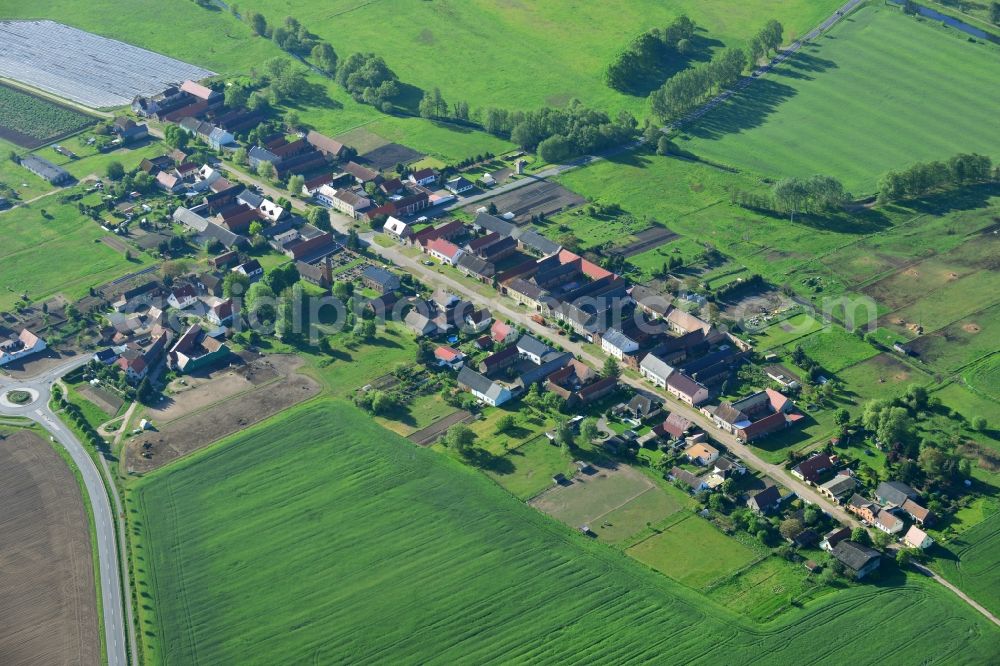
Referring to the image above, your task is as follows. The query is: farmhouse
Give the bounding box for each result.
[875,481,918,506]
[409,168,439,187]
[747,485,782,514]
[0,329,46,366]
[383,216,412,241]
[457,366,511,407]
[873,509,904,535]
[233,259,263,281]
[168,324,230,373]
[903,525,933,550]
[711,389,801,443]
[639,353,675,388]
[516,335,551,365]
[831,541,882,580]
[319,186,371,219]
[791,452,835,485]
[20,154,72,185]
[601,328,639,360]
[818,472,857,502]
[846,494,880,524]
[685,442,719,466]
[820,527,852,552]
[167,283,199,310]
[666,373,709,406]
[654,412,691,441]
[426,238,464,265]
[479,345,520,376]
[491,320,518,345]
[343,161,381,184]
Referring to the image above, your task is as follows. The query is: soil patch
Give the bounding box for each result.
[0,430,100,665]
[359,142,425,171]
[408,409,474,446]
[125,354,320,473]
[608,226,678,258]
[962,323,981,333]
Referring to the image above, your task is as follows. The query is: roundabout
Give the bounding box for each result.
[1,387,39,409]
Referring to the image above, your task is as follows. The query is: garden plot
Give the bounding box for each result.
[0,20,215,108]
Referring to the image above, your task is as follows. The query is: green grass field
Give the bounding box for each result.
[485,435,577,500]
[0,200,153,310]
[128,400,1000,664]
[793,326,879,373]
[965,356,1000,403]
[675,5,1000,193]
[239,0,842,120]
[628,515,759,588]
[706,555,824,621]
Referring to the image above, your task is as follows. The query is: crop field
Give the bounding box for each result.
[628,515,759,588]
[0,201,154,311]
[935,510,1000,617]
[129,400,1000,663]
[0,83,93,147]
[675,5,1000,193]
[241,0,843,119]
[0,430,100,665]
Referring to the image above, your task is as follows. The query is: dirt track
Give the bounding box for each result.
[125,354,320,472]
[0,430,100,665]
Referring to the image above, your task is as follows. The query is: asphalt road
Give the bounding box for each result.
[0,357,132,666]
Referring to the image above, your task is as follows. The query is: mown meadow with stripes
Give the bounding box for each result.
[675,5,1000,193]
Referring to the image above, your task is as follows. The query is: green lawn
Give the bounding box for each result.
[675,5,1000,193]
[627,514,759,588]
[0,200,154,310]
[128,400,1000,664]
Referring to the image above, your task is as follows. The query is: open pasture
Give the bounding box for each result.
[706,555,822,622]
[675,6,1000,193]
[791,326,879,374]
[0,201,154,311]
[965,356,1000,403]
[241,0,843,119]
[128,401,1000,664]
[837,353,934,403]
[910,303,1000,375]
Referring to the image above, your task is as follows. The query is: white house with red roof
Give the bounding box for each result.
[434,345,465,369]
[426,238,464,265]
